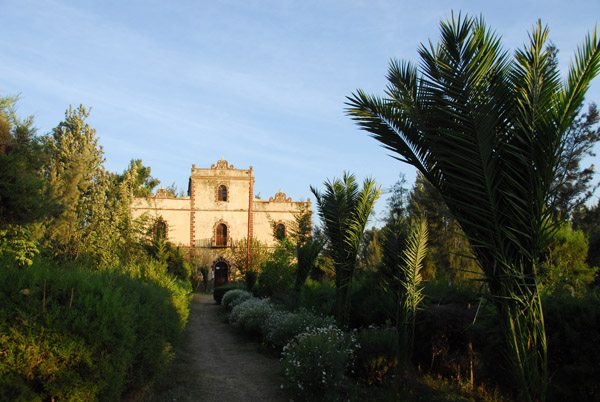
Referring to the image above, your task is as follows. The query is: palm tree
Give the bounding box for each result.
[311,172,380,328]
[383,215,428,366]
[346,14,599,402]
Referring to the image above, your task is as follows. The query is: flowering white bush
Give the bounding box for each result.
[281,326,359,401]
[221,289,253,310]
[229,297,274,336]
[265,308,334,351]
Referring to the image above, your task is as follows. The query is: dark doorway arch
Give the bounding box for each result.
[213,257,230,288]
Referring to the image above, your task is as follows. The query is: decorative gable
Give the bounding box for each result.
[270,189,292,202]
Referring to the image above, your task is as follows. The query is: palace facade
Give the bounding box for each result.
[131,158,310,286]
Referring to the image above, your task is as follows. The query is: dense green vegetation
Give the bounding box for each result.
[0,97,193,400]
[0,260,190,401]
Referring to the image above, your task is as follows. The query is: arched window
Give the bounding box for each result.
[217,185,228,201]
[153,218,167,240]
[216,223,228,247]
[275,223,286,240]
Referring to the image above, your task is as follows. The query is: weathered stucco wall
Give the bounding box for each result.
[131,196,191,246]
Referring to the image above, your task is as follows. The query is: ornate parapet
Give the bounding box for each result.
[269,189,292,202]
[154,187,173,198]
[211,156,234,170]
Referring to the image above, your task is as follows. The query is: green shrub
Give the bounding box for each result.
[228,297,274,337]
[349,272,396,328]
[221,289,253,310]
[281,326,359,401]
[0,258,191,401]
[254,245,296,298]
[354,327,399,386]
[423,279,480,305]
[538,224,595,296]
[213,282,244,304]
[300,279,335,317]
[165,243,194,284]
[244,269,258,291]
[264,308,335,351]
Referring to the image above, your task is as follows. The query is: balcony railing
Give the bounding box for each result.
[195,237,232,248]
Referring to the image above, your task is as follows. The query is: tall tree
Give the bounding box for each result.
[572,199,600,268]
[311,172,380,328]
[347,14,600,401]
[43,105,117,266]
[0,95,58,227]
[0,96,60,267]
[378,175,411,285]
[547,45,600,220]
[408,173,480,282]
[386,174,411,221]
[107,161,153,263]
[357,227,382,272]
[552,102,600,219]
[113,159,160,198]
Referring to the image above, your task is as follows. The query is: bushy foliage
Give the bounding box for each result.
[244,269,258,291]
[144,225,193,284]
[349,271,395,328]
[300,279,336,317]
[0,225,39,268]
[213,282,245,304]
[228,297,275,336]
[230,237,271,272]
[221,289,253,310]
[0,259,191,401]
[264,308,334,351]
[254,239,296,298]
[538,223,595,296]
[118,259,192,327]
[353,327,399,386]
[281,326,359,401]
[0,95,59,228]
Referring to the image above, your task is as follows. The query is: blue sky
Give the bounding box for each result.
[1,0,599,224]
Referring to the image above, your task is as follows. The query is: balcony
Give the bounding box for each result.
[195,237,232,248]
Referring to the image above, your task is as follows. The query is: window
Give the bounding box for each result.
[275,223,286,240]
[216,223,228,247]
[152,218,167,240]
[217,185,228,201]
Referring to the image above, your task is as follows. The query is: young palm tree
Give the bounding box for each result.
[311,172,380,328]
[385,216,428,366]
[346,14,599,402]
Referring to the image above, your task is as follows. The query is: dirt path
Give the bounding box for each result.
[144,293,289,402]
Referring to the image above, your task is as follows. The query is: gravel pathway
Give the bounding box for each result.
[144,293,289,402]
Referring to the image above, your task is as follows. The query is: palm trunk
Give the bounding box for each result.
[335,262,354,329]
[491,278,548,402]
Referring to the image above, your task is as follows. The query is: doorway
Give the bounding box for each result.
[214,261,229,288]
